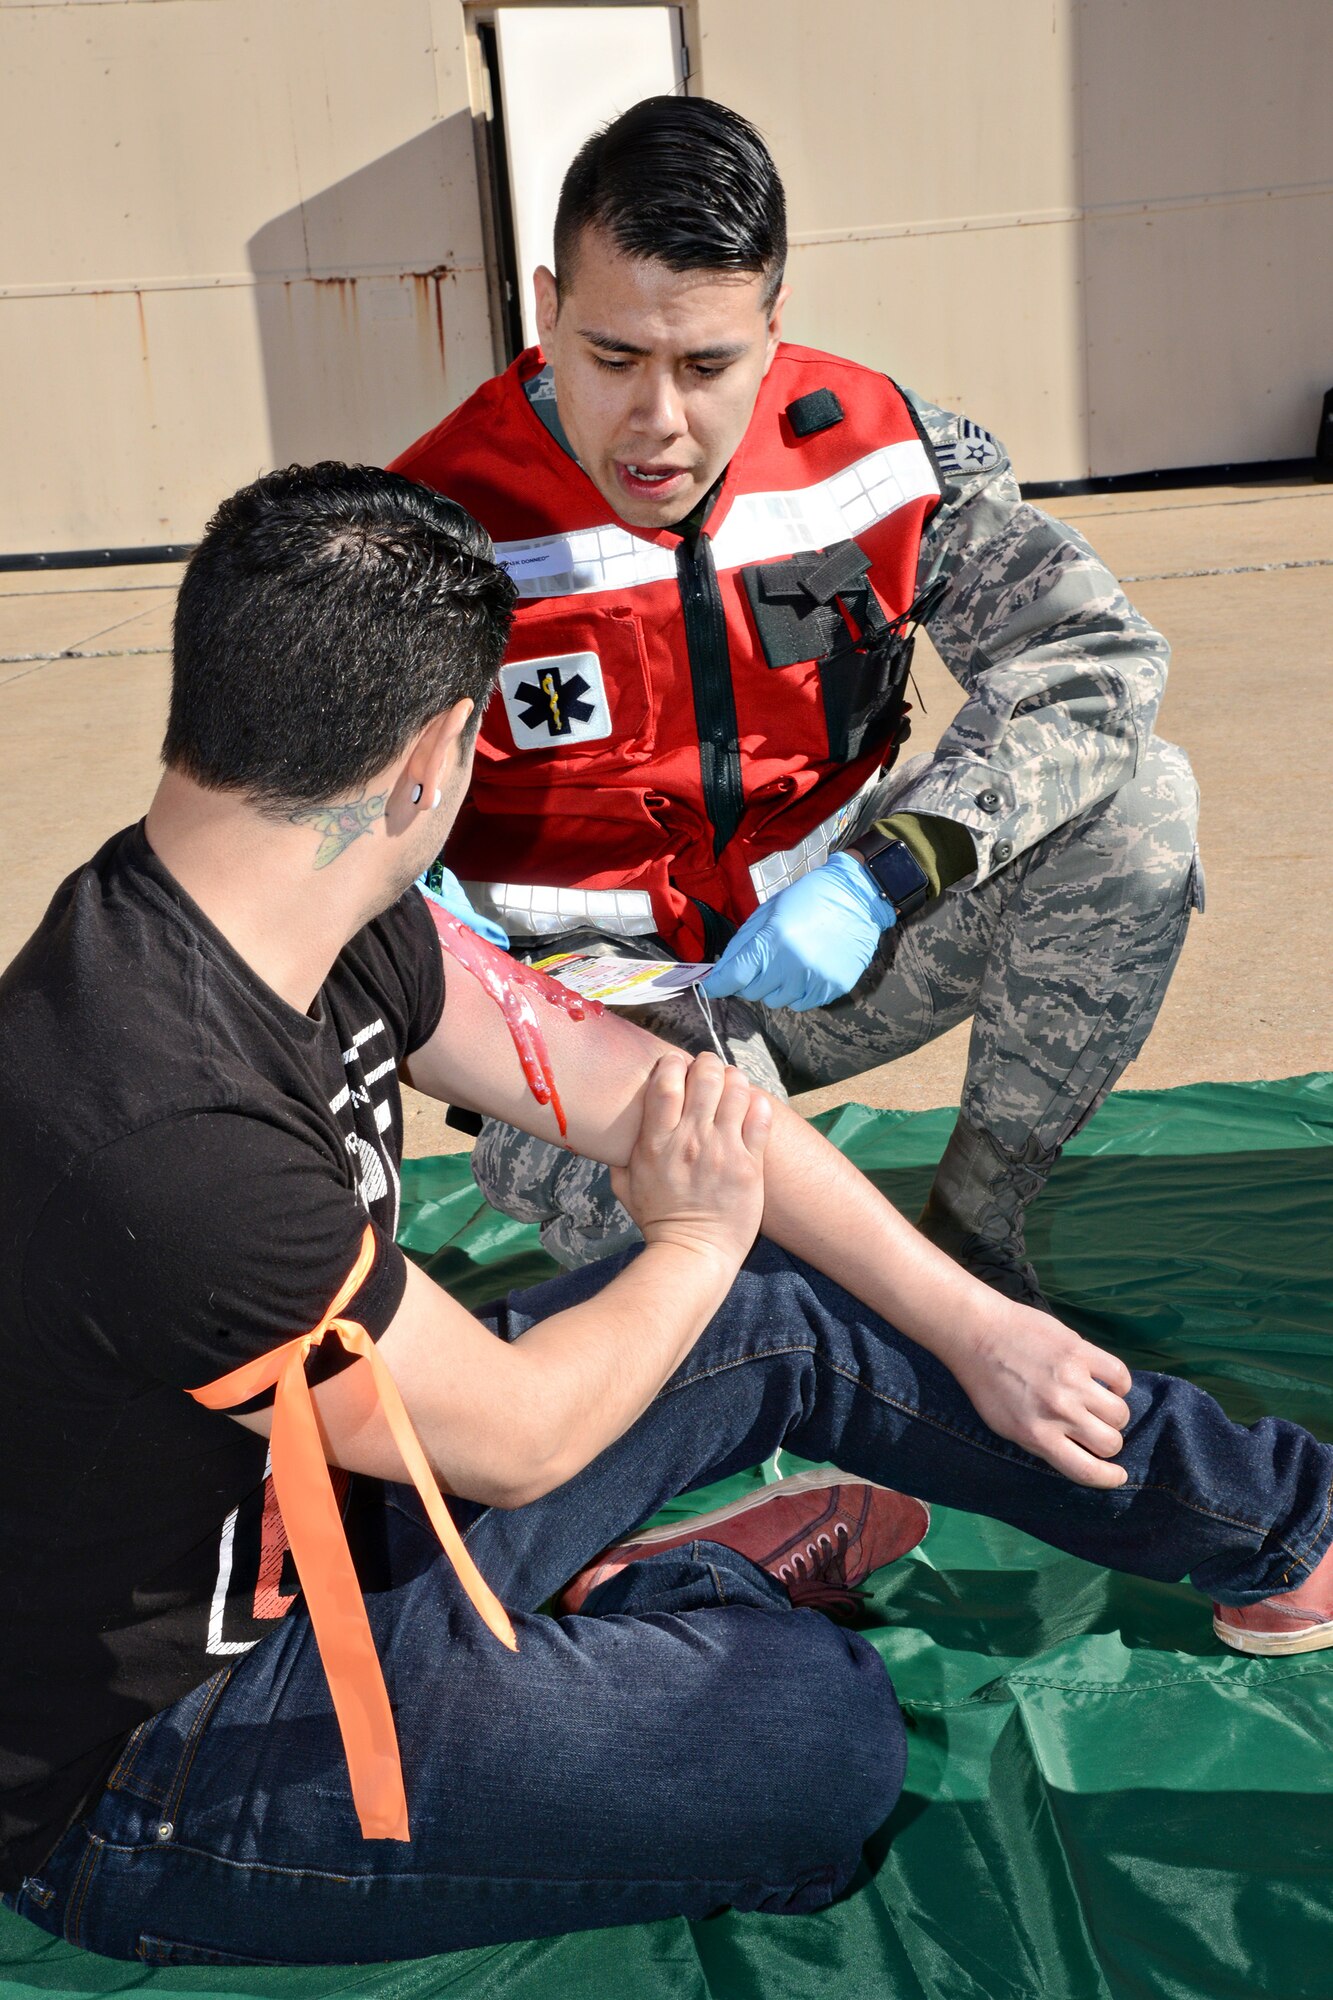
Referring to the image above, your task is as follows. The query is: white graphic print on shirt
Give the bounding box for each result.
[332,1014,402,1235]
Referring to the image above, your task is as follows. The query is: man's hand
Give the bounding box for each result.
[701,853,896,1012]
[611,1052,772,1270]
[946,1303,1134,1489]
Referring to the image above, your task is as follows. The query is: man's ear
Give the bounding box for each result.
[534,266,559,349]
[762,282,791,375]
[397,699,475,813]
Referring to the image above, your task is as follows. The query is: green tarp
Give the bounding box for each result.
[4,1075,1332,1999]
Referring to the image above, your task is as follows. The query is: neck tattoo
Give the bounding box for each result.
[288,793,388,870]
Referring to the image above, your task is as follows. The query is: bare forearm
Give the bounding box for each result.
[541,1022,1003,1372]
[409,953,993,1366]
[757,1100,993,1365]
[288,1233,739,1509]
[753,1101,1137,1496]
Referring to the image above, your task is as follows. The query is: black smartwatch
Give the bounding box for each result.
[854,833,932,920]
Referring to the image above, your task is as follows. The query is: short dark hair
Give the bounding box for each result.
[553,96,787,309]
[164,463,515,810]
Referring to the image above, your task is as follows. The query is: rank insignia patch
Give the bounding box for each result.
[935,416,1006,479]
[499,650,612,748]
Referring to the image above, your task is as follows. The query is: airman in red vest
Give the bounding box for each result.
[393,97,1200,1305]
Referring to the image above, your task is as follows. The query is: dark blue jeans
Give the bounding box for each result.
[10,1242,1333,1967]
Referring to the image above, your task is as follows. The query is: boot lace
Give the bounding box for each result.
[776,1522,864,1617]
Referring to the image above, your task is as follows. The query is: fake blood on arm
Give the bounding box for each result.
[423,902,602,1140]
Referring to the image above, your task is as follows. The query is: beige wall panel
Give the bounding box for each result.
[1074,0,1333,205]
[1,0,476,286]
[0,0,496,551]
[5,0,1329,547]
[783,222,1088,482]
[0,285,269,552]
[0,264,492,554]
[693,0,1331,478]
[1083,191,1333,475]
[693,0,1080,225]
[693,0,1088,477]
[1071,0,1333,472]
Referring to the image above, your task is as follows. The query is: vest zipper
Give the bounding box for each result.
[676,531,745,857]
[688,895,736,960]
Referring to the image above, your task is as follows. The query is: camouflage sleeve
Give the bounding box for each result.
[891,390,1171,883]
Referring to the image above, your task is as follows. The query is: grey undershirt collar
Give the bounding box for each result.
[524,363,579,463]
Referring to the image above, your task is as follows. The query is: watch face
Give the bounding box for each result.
[868,840,930,913]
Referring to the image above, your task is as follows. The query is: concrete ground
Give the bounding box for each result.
[2,478,1329,1159]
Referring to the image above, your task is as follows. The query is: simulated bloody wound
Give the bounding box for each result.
[424,900,603,1140]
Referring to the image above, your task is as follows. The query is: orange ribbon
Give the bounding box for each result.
[188,1226,517,1841]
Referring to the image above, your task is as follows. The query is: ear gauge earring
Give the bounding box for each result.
[431,789,442,811]
[410,784,424,805]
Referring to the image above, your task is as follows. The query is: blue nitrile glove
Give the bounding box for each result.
[701,852,897,1012]
[416,863,510,950]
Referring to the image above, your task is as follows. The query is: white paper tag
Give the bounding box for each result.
[497,537,575,580]
[532,951,709,1005]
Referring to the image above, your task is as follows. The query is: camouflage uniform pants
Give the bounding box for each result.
[471,736,1201,1269]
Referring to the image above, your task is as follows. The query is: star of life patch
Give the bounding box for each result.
[499,650,612,748]
[934,416,1006,479]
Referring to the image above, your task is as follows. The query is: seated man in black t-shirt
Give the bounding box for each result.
[2,463,1330,1969]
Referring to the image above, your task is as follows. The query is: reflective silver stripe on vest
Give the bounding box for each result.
[493,440,939,600]
[748,769,885,905]
[460,879,658,941]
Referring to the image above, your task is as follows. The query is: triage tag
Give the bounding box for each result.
[532,951,710,1006]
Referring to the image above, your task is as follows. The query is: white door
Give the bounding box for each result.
[492,6,687,348]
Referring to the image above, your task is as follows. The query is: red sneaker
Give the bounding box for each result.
[1213,1540,1333,1656]
[554,1468,930,1619]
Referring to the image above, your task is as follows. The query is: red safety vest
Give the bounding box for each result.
[392,343,942,961]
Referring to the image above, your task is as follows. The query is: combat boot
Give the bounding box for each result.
[918,1114,1057,1312]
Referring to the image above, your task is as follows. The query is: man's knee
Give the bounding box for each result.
[470,1117,571,1224]
[799,1628,907,1852]
[733,1622,907,1906]
[587,1603,906,1903]
[1093,737,1200,898]
[1024,732,1192,932]
[471,1117,639,1267]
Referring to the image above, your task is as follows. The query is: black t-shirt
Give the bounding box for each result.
[0,824,446,1889]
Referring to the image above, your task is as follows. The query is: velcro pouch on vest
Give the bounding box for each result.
[785,389,845,438]
[742,546,850,669]
[742,540,914,765]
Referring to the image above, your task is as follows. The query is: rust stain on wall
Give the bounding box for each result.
[131,288,157,430]
[409,266,454,370]
[308,274,359,329]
